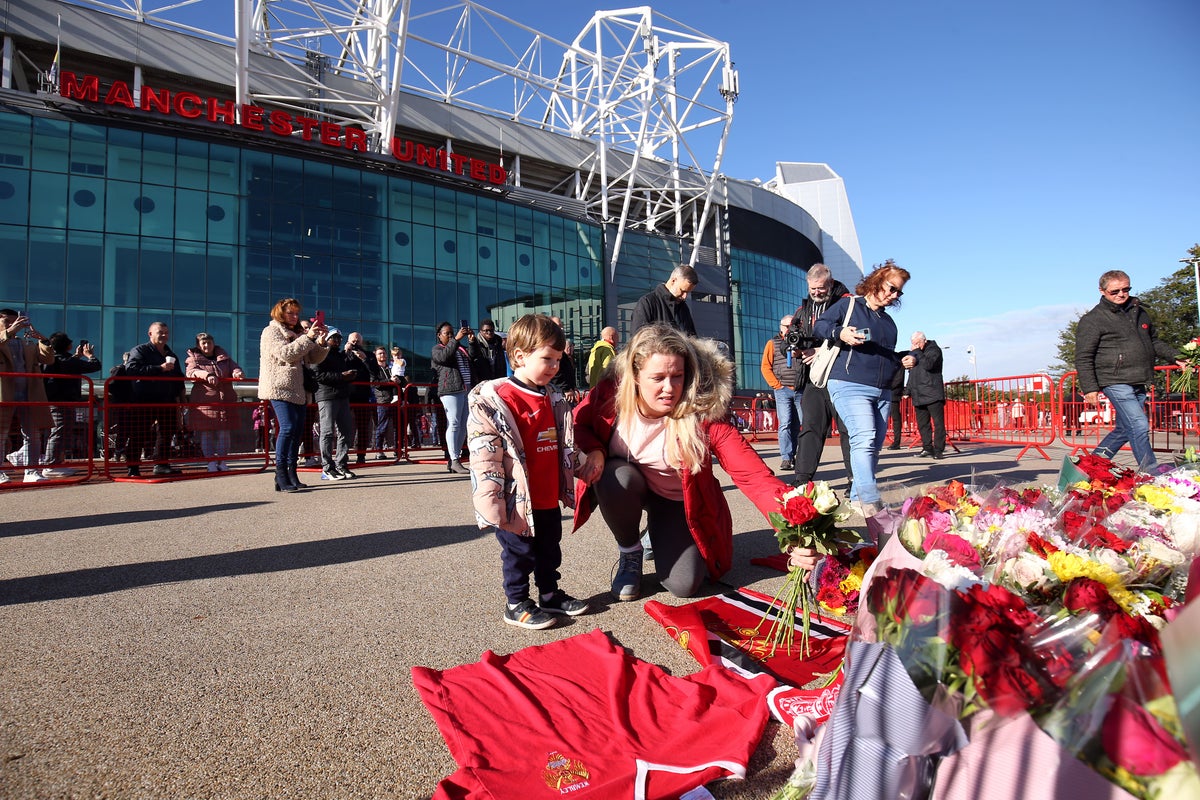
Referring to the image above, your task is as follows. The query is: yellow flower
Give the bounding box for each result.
[1134,484,1181,512]
[1047,551,1140,614]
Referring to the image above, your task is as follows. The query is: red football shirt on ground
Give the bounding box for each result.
[412,629,776,799]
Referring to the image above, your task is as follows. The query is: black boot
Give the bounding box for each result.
[287,462,307,490]
[275,463,299,493]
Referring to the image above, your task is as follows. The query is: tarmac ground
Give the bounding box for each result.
[0,439,1084,799]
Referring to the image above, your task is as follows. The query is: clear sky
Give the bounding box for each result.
[496,0,1199,379]
[137,0,1200,379]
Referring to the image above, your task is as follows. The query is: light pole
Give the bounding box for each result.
[1184,256,1200,329]
[965,345,978,401]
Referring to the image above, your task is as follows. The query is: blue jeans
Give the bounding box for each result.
[270,399,306,468]
[1093,384,1156,471]
[774,386,802,461]
[827,380,890,504]
[440,390,467,460]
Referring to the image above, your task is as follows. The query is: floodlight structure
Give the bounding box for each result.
[67,0,739,274]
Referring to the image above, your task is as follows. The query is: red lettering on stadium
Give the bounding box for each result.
[58,71,507,186]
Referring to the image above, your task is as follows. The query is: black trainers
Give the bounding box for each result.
[503,599,556,630]
[540,590,590,617]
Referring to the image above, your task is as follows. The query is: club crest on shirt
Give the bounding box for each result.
[542,750,591,793]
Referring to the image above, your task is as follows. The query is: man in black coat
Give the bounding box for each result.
[1075,269,1181,472]
[630,264,698,336]
[124,322,185,477]
[908,331,946,459]
[789,263,853,489]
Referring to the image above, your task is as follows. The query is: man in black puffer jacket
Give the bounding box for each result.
[311,328,363,480]
[1075,269,1181,472]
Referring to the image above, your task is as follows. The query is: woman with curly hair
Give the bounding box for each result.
[573,323,817,601]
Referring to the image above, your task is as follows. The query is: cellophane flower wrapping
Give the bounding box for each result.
[792,457,1200,800]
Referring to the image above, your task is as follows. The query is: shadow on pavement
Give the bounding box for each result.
[0,524,486,606]
[1,502,272,539]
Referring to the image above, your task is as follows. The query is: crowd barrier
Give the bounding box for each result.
[8,366,1200,487]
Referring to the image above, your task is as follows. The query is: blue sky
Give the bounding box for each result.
[149,0,1199,378]
[509,0,1200,379]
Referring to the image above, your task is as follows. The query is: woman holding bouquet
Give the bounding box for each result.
[813,260,916,517]
[573,324,817,601]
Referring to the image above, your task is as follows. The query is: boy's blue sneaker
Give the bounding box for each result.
[539,590,590,617]
[503,599,556,630]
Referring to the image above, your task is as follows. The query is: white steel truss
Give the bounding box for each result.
[65,0,739,271]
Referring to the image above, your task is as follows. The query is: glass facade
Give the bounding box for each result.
[0,108,604,383]
[729,247,811,391]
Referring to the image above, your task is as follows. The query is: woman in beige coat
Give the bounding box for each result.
[257,298,328,492]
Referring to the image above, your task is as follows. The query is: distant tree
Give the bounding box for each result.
[945,374,974,401]
[1053,244,1200,376]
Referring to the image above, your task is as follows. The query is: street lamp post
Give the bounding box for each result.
[965,345,978,401]
[1184,257,1200,329]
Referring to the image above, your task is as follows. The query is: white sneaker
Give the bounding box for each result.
[23,470,47,483]
[0,472,10,484]
[42,467,77,478]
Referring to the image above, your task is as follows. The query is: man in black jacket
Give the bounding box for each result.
[1075,269,1181,472]
[908,331,946,459]
[124,322,185,477]
[630,264,698,336]
[789,264,854,489]
[312,328,362,480]
[43,332,102,475]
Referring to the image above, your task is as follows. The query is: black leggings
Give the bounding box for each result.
[593,456,705,597]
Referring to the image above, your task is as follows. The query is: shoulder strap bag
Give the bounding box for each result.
[808,298,856,389]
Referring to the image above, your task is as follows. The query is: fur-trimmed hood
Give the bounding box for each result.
[684,337,735,423]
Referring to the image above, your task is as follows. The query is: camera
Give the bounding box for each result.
[784,325,816,352]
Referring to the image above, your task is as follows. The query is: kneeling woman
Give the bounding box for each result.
[574,324,815,600]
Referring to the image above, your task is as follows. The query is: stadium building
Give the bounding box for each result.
[0,0,862,390]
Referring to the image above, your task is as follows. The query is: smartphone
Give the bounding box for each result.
[859,328,871,342]
[80,339,89,347]
[313,310,325,327]
[459,318,469,331]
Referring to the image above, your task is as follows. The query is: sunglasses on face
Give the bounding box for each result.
[884,283,904,297]
[1105,286,1131,297]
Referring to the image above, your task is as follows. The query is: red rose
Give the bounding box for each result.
[973,658,1048,715]
[867,568,946,624]
[1063,578,1121,619]
[908,496,941,521]
[1061,511,1089,538]
[1101,693,1188,775]
[1079,523,1132,553]
[921,530,981,569]
[781,494,818,527]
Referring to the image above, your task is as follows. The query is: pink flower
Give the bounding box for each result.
[922,530,981,570]
[1101,693,1188,775]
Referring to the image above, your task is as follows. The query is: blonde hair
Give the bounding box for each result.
[612,324,709,474]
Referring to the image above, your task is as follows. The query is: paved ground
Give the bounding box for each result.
[0,440,1080,799]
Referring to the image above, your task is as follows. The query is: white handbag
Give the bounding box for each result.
[808,297,856,389]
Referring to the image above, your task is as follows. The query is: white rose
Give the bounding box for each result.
[1092,547,1136,579]
[922,550,983,591]
[898,518,927,556]
[1000,552,1052,591]
[1169,511,1200,558]
[810,482,840,516]
[1138,536,1185,568]
[1185,342,1198,353]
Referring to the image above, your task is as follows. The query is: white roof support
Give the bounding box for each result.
[64,1,737,269]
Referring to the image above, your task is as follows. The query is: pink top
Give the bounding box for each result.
[610,411,684,501]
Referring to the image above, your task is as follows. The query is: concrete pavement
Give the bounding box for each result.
[0,440,1078,799]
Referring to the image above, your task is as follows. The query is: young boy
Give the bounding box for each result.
[466,314,591,629]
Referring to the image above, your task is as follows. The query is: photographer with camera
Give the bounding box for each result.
[788,264,854,491]
[759,315,803,471]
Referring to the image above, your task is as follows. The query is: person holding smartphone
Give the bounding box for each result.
[258,298,330,492]
[431,320,486,474]
[0,309,54,483]
[813,260,916,517]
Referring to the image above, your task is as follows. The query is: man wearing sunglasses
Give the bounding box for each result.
[1075,269,1183,472]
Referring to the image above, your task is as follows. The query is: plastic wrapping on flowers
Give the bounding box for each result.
[787,461,1200,800]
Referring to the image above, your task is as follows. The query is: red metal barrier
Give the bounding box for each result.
[399,382,450,464]
[926,373,1057,460]
[103,375,269,482]
[1,371,96,488]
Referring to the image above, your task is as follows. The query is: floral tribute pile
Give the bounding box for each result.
[779,455,1200,800]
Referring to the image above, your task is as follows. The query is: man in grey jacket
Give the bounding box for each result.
[1075,269,1181,471]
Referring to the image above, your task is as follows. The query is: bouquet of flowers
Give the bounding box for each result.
[757,481,856,656]
[813,544,877,616]
[1171,336,1200,394]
